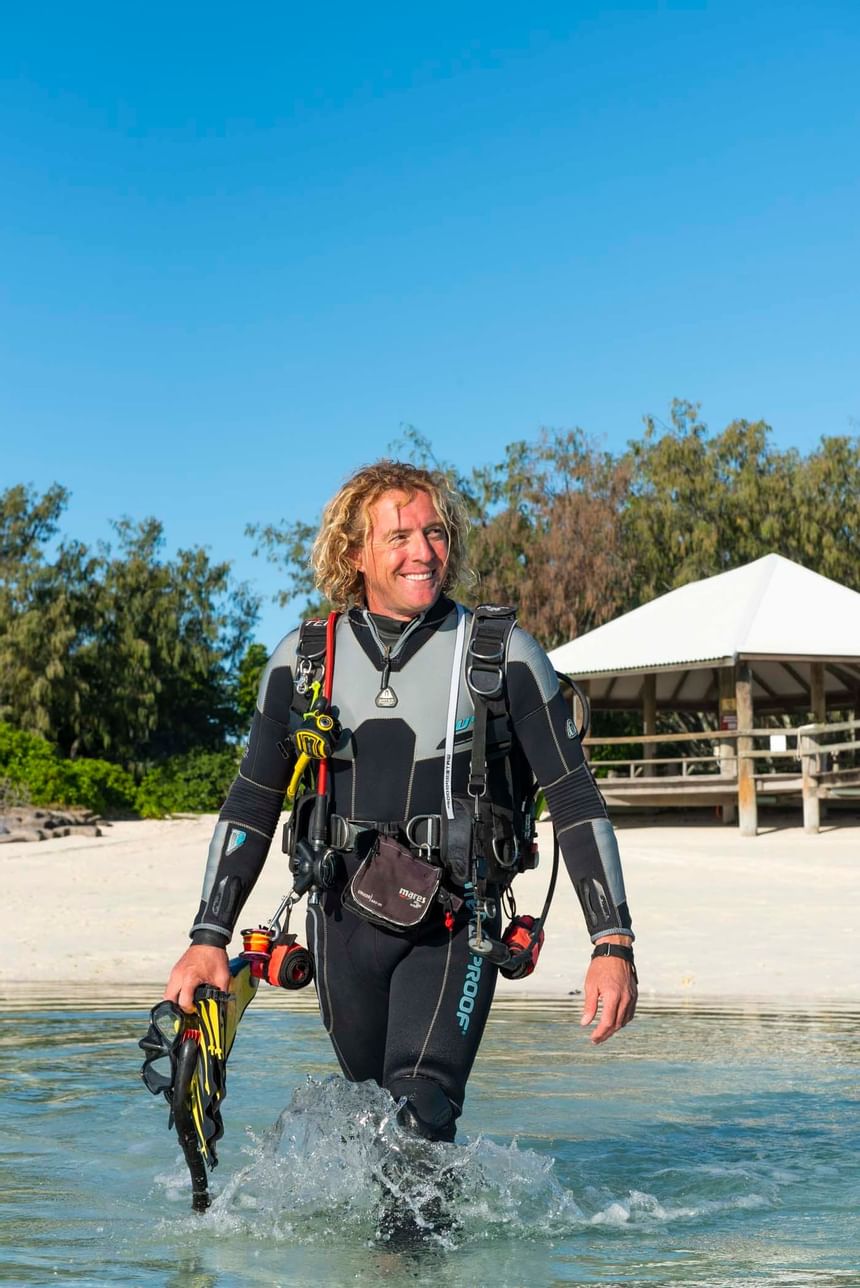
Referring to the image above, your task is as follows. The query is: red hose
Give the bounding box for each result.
[316,610,338,797]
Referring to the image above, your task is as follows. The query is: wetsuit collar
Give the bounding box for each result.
[348,595,457,672]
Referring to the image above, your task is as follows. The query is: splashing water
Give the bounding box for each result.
[166,1071,799,1253]
[174,1075,584,1249]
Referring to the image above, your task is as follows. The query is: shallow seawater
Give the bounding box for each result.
[1,993,858,1287]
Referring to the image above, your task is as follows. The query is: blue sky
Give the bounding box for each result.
[2,2,858,647]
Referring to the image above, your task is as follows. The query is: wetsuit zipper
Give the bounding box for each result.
[363,610,430,710]
[362,607,428,665]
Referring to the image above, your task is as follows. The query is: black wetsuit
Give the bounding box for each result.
[190,596,633,1139]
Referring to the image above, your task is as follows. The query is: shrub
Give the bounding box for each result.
[135,747,240,818]
[0,722,137,812]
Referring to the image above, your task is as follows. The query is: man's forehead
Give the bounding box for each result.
[366,489,440,533]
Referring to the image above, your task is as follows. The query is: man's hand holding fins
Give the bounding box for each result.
[164,944,231,1013]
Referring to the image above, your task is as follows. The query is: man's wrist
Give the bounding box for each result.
[593,933,634,946]
[190,929,231,949]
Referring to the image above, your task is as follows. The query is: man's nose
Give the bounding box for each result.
[408,531,437,561]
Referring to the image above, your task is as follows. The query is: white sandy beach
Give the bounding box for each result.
[1,814,857,1002]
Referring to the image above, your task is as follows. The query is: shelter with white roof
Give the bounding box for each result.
[548,555,860,834]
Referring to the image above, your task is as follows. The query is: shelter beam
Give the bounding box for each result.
[642,674,657,765]
[736,663,757,836]
[810,663,826,722]
[718,667,737,825]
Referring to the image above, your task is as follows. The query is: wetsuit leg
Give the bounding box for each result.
[306,890,409,1084]
[382,902,500,1141]
[309,885,499,1141]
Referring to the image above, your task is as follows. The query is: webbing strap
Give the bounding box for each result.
[297,618,328,660]
[443,605,467,820]
[465,605,517,798]
[295,617,330,701]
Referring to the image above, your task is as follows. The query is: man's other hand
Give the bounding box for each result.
[579,939,637,1045]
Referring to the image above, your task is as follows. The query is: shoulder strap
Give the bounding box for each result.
[297,617,329,661]
[465,604,517,798]
[294,616,334,703]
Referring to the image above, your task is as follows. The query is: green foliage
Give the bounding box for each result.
[0,721,239,817]
[0,722,136,812]
[135,747,241,819]
[622,401,860,604]
[0,488,260,763]
[234,642,270,726]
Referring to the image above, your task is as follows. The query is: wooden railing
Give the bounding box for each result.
[582,717,860,833]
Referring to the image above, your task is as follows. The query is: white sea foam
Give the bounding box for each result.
[161,1074,783,1249]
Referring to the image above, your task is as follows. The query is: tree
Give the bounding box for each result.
[0,484,94,743]
[245,516,321,612]
[0,486,260,763]
[464,430,632,648]
[622,400,860,604]
[789,435,860,589]
[245,411,860,654]
[234,642,269,727]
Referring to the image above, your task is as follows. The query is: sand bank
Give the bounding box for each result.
[1,814,857,1003]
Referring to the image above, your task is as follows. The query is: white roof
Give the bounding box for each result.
[549,554,860,678]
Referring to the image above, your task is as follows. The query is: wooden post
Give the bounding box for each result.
[736,663,757,836]
[809,663,825,821]
[718,667,737,825]
[799,725,820,833]
[809,662,826,722]
[642,673,657,773]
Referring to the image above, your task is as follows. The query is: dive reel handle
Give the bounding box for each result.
[468,931,512,967]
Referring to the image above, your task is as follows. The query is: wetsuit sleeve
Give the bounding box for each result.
[189,630,300,947]
[506,627,634,943]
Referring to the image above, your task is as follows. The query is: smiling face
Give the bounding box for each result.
[354,488,450,620]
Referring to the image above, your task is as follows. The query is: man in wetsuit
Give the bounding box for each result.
[164,461,636,1144]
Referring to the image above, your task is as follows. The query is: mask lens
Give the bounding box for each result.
[151,1002,183,1046]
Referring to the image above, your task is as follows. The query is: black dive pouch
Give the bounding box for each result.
[441,795,523,886]
[342,834,442,932]
[474,799,520,884]
[439,798,473,886]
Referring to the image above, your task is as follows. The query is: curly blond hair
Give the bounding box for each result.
[312,461,472,610]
